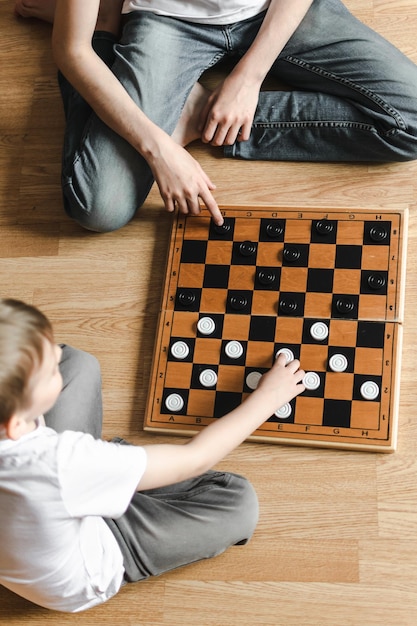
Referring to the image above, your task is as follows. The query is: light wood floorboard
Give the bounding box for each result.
[1,1,417,623]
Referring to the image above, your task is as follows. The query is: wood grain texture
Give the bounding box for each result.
[1,1,417,623]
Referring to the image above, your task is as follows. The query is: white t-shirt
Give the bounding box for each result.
[122,1,270,25]
[0,423,147,612]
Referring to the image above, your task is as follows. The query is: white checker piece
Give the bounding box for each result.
[303,371,321,390]
[197,316,216,335]
[225,340,244,359]
[199,369,218,388]
[246,371,262,390]
[310,321,329,341]
[360,380,380,400]
[276,347,295,363]
[329,353,348,372]
[170,340,189,359]
[275,403,292,419]
[165,393,184,412]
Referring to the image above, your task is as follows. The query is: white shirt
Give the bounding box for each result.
[0,424,146,612]
[122,1,270,25]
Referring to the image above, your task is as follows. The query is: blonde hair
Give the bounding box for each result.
[0,299,54,425]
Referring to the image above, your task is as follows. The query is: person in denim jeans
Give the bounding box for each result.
[15,0,417,232]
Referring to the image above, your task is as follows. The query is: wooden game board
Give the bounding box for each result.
[144,206,408,452]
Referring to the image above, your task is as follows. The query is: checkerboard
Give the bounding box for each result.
[144,206,407,451]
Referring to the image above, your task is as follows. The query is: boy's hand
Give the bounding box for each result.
[199,72,261,147]
[139,354,305,491]
[255,353,306,414]
[148,136,223,226]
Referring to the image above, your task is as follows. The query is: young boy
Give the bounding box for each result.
[0,298,305,612]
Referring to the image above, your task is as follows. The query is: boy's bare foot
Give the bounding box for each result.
[172,82,211,147]
[14,0,56,23]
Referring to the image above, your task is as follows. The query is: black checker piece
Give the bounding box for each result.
[364,221,391,245]
[209,217,235,240]
[282,243,309,267]
[278,292,306,317]
[255,266,281,290]
[360,270,388,295]
[259,218,286,241]
[226,290,253,314]
[175,288,202,311]
[332,294,359,319]
[311,219,338,243]
[232,241,258,265]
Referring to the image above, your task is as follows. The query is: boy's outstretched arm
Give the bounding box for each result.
[51,0,222,224]
[200,0,314,147]
[139,355,305,491]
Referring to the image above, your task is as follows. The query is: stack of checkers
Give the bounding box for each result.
[144,206,407,452]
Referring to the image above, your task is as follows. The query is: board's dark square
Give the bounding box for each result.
[360,270,388,295]
[254,266,281,290]
[203,264,230,289]
[335,245,362,269]
[209,217,235,240]
[364,221,391,245]
[191,364,219,389]
[267,398,296,424]
[353,374,382,402]
[213,391,243,418]
[303,371,325,397]
[327,346,355,373]
[180,240,207,264]
[175,288,202,312]
[356,321,385,348]
[231,241,258,265]
[307,268,334,293]
[278,292,306,317]
[322,399,351,428]
[259,218,286,241]
[197,313,224,339]
[167,337,195,362]
[282,243,309,267]
[331,294,359,319]
[249,316,277,342]
[310,219,338,243]
[220,340,247,365]
[161,389,189,415]
[226,290,253,314]
[302,319,330,345]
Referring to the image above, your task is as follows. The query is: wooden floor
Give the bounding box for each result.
[1,1,417,623]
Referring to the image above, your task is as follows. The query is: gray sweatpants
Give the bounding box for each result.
[45,345,259,580]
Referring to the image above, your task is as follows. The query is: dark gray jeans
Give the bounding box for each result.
[45,345,258,581]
